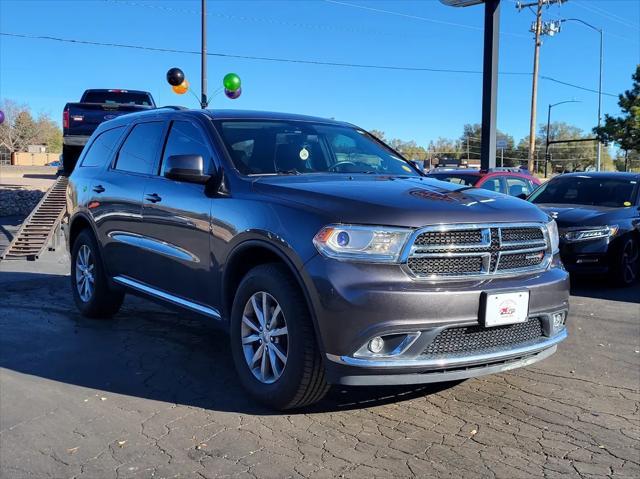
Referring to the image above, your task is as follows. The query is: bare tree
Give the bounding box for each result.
[0,99,57,153]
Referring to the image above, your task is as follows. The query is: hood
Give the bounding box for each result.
[253,175,549,228]
[536,203,628,228]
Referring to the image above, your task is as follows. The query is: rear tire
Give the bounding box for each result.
[70,229,124,318]
[230,263,329,410]
[611,236,639,287]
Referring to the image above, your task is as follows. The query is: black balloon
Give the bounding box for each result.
[166,68,185,86]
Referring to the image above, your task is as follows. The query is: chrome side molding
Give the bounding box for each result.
[112,275,221,320]
[108,231,199,263]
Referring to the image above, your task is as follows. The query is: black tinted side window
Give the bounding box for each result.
[80,126,125,168]
[161,121,212,175]
[115,121,164,175]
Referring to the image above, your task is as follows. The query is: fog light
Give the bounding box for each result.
[368,336,384,353]
[552,312,566,332]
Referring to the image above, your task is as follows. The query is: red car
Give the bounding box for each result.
[426,168,542,198]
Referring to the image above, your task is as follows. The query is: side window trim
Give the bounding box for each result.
[111,119,168,176]
[157,118,218,177]
[79,126,126,169]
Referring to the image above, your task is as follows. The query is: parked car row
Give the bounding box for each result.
[426,167,639,286]
[426,167,541,199]
[530,172,640,286]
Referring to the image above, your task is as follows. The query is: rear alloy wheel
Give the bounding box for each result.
[75,244,95,302]
[71,229,124,318]
[613,237,639,287]
[230,263,329,410]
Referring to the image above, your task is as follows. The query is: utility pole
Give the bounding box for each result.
[201,0,208,109]
[516,0,565,172]
[528,0,543,173]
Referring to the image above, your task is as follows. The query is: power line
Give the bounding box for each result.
[0,31,618,98]
[0,32,493,74]
[106,0,405,38]
[572,0,640,31]
[323,0,529,38]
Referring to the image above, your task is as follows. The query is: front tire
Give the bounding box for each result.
[230,264,328,410]
[71,229,124,318]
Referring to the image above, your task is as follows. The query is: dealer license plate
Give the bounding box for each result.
[484,291,529,327]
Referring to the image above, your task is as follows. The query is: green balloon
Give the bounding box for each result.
[223,73,241,92]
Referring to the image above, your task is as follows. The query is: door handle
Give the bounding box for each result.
[145,193,162,203]
[92,185,105,193]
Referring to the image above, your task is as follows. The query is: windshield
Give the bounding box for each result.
[530,175,638,207]
[82,91,153,106]
[213,119,419,176]
[427,173,481,186]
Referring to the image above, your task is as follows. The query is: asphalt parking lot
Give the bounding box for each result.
[0,249,638,479]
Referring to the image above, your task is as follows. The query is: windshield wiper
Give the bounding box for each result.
[276,169,302,175]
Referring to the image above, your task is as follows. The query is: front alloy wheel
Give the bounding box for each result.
[230,264,328,410]
[241,292,289,384]
[619,238,639,285]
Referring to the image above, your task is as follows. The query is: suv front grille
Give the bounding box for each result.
[408,256,484,275]
[422,318,544,358]
[501,227,545,243]
[406,224,549,279]
[413,229,483,247]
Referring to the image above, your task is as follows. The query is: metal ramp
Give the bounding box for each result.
[1,176,68,261]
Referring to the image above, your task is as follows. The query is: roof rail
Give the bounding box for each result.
[487,167,529,173]
[157,105,189,110]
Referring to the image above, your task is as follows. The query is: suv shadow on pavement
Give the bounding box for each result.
[0,273,457,415]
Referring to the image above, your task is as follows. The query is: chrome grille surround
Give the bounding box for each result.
[403,223,550,280]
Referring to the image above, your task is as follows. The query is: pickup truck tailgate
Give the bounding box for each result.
[64,103,151,137]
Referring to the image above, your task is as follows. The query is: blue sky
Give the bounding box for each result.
[0,0,638,146]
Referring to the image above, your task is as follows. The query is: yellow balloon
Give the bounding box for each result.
[172,80,189,94]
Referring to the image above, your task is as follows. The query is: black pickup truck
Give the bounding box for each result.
[62,89,155,173]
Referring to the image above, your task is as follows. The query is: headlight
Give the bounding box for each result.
[313,224,412,263]
[546,219,560,254]
[562,225,619,243]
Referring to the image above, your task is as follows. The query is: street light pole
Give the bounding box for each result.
[201,0,208,109]
[560,18,603,170]
[544,100,581,177]
[597,28,603,171]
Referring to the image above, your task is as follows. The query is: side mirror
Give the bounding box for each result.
[164,155,211,184]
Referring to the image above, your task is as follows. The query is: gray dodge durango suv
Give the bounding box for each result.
[64,108,570,410]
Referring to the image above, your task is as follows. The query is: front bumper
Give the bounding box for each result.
[302,254,570,385]
[559,238,611,274]
[328,341,562,386]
